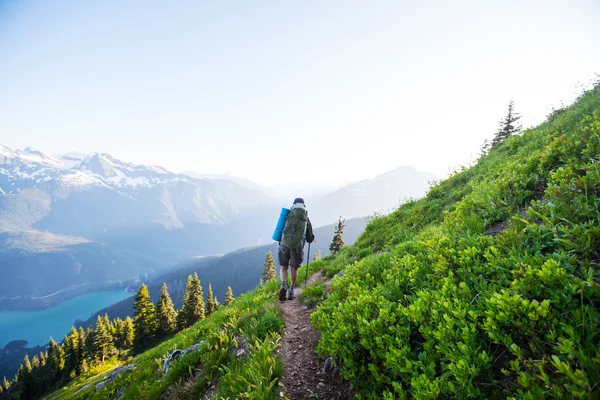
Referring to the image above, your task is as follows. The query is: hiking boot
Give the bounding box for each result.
[286,288,295,300]
[279,285,287,302]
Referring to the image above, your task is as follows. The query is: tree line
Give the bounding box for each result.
[1,275,234,399]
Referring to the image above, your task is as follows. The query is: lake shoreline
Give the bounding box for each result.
[0,281,134,312]
[0,289,134,349]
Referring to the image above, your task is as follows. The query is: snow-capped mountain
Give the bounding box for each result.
[0,144,276,309]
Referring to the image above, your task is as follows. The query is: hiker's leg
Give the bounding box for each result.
[278,245,290,286]
[280,265,289,284]
[290,267,298,287]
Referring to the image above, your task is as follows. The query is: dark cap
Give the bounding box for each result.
[293,198,305,205]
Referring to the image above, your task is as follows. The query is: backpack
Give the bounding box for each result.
[282,207,308,249]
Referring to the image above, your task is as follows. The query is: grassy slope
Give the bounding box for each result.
[44,279,287,400]
[43,86,600,400]
[311,86,600,399]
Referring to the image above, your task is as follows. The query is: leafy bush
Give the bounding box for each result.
[299,282,325,307]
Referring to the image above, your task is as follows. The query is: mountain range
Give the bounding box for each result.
[0,144,436,310]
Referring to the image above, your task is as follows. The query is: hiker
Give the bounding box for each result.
[279,198,315,301]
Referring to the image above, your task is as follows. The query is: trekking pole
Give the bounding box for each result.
[305,242,311,286]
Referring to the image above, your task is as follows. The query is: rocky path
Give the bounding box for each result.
[279,271,355,400]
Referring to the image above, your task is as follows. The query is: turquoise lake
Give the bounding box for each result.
[0,290,133,348]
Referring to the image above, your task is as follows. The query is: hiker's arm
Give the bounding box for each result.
[306,218,315,243]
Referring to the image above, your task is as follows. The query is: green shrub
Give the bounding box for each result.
[299,282,325,307]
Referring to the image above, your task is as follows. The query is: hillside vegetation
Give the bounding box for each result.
[311,85,600,398]
[6,85,599,399]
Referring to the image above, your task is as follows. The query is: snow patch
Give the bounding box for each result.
[59,171,106,187]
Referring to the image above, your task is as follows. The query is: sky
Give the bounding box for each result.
[1,0,599,189]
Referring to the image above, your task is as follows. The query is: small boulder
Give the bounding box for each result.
[95,364,137,392]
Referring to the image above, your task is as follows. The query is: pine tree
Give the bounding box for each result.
[112,318,124,349]
[94,315,115,363]
[47,337,64,381]
[3,376,10,391]
[492,100,522,149]
[329,217,346,254]
[177,275,192,330]
[77,327,85,369]
[84,326,95,361]
[123,317,134,348]
[20,354,35,399]
[262,251,277,283]
[64,327,80,376]
[206,284,216,316]
[186,273,205,326]
[224,286,234,306]
[156,283,177,338]
[133,284,157,352]
[213,295,220,311]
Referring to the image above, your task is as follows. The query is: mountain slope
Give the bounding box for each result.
[311,166,437,225]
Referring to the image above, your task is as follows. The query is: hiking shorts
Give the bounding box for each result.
[278,245,304,269]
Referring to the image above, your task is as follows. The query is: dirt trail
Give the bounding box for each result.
[279,271,355,400]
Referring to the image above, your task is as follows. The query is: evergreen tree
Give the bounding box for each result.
[123,317,135,348]
[177,275,192,330]
[112,318,124,349]
[180,273,205,328]
[84,326,95,361]
[20,354,35,399]
[329,217,346,254]
[492,100,522,149]
[77,327,86,373]
[94,315,115,362]
[156,283,178,338]
[213,295,220,311]
[3,376,10,391]
[47,337,64,382]
[133,284,157,352]
[224,286,234,306]
[262,251,277,283]
[63,327,81,376]
[206,284,216,316]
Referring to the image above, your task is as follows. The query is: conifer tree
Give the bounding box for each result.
[94,315,115,363]
[492,100,522,149]
[156,283,177,338]
[133,284,157,351]
[206,284,216,316]
[213,295,220,311]
[123,317,134,348]
[77,327,85,364]
[47,337,64,381]
[64,327,80,376]
[262,251,277,283]
[112,318,124,349]
[2,376,9,391]
[183,273,205,327]
[177,275,192,330]
[224,286,234,306]
[84,326,95,361]
[329,217,346,254]
[20,354,34,398]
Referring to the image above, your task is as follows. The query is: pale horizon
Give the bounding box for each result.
[1,0,599,187]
